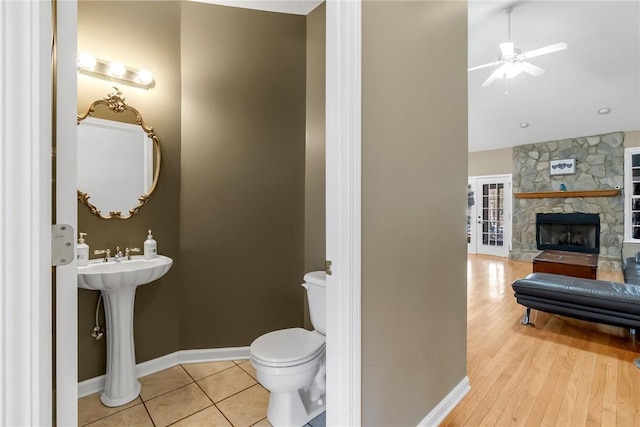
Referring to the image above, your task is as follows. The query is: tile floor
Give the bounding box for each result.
[78,359,325,427]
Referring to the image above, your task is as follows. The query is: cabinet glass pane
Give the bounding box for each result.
[632,154,640,168]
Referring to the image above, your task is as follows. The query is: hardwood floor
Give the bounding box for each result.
[442,254,640,427]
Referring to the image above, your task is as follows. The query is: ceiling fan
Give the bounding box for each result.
[468,6,567,91]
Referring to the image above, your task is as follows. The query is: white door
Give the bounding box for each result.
[467,179,477,253]
[56,2,79,425]
[468,175,511,257]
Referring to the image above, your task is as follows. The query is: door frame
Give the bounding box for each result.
[0,1,53,424]
[325,1,362,425]
[55,1,79,425]
[467,174,512,257]
[1,1,363,424]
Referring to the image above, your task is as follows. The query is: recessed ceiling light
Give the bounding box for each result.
[598,108,611,115]
[519,122,530,128]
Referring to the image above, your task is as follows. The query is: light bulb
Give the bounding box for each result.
[109,62,126,78]
[77,53,96,69]
[137,69,154,85]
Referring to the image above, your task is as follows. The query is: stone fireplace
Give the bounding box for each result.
[510,132,625,270]
[536,212,600,254]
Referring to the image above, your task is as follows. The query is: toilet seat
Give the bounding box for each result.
[251,328,325,368]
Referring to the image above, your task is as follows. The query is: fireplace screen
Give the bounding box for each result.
[536,213,600,254]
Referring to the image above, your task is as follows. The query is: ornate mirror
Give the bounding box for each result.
[77,89,160,219]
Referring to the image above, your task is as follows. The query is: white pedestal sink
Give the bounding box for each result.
[78,255,173,407]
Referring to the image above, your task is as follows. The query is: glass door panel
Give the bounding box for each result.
[475,176,511,257]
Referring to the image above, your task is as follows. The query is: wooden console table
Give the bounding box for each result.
[533,250,598,280]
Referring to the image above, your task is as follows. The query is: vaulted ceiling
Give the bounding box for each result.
[468,1,640,152]
[193,1,640,153]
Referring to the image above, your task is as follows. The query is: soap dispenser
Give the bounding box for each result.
[144,230,157,259]
[77,232,89,266]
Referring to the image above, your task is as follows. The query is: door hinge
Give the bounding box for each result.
[52,224,74,266]
[325,260,333,275]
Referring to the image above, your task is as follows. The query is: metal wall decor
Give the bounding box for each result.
[550,158,576,176]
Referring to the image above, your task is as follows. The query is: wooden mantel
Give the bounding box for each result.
[514,189,620,199]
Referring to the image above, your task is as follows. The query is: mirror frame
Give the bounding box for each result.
[77,89,161,219]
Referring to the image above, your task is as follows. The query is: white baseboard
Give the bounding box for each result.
[78,346,250,398]
[416,376,470,427]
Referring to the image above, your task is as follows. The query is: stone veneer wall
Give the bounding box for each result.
[511,132,625,270]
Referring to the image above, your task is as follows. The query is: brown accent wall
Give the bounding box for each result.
[179,3,307,348]
[305,3,326,277]
[77,0,182,381]
[361,2,468,425]
[77,1,307,380]
[304,3,326,328]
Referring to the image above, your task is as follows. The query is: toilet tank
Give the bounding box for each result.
[303,271,326,335]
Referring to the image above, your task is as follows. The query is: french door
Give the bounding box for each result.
[468,175,512,257]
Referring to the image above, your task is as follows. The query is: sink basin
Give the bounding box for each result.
[77,254,172,407]
[77,255,172,291]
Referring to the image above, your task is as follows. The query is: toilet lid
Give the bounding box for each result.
[251,328,325,367]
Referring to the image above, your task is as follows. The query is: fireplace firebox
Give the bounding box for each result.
[536,213,600,254]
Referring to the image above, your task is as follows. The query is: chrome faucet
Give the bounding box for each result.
[93,246,140,262]
[94,248,111,262]
[125,247,141,260]
[113,246,124,262]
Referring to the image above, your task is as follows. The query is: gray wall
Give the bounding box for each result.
[179,2,307,348]
[468,147,513,176]
[468,130,640,177]
[77,0,182,381]
[623,130,640,147]
[361,2,468,425]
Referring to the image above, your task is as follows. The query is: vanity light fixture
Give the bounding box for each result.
[77,53,156,89]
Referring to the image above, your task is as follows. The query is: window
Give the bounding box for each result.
[624,147,640,241]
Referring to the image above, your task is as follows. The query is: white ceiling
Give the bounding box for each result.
[468,0,640,152]
[191,1,639,153]
[191,0,323,15]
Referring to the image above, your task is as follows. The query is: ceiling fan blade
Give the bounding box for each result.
[481,69,503,87]
[468,61,500,72]
[520,61,546,77]
[522,42,568,59]
[499,42,514,57]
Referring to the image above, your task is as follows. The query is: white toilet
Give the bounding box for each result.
[250,271,326,427]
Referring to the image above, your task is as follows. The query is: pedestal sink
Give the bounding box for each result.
[78,255,173,407]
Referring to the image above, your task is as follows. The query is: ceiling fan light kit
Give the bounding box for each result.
[468,6,568,91]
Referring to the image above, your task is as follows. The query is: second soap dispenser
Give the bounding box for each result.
[144,230,157,259]
[77,232,89,266]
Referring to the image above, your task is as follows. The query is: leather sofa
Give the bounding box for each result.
[623,253,640,286]
[511,265,640,329]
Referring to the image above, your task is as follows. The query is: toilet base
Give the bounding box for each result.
[267,387,326,427]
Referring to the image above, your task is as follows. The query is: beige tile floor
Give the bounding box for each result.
[78,360,270,427]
